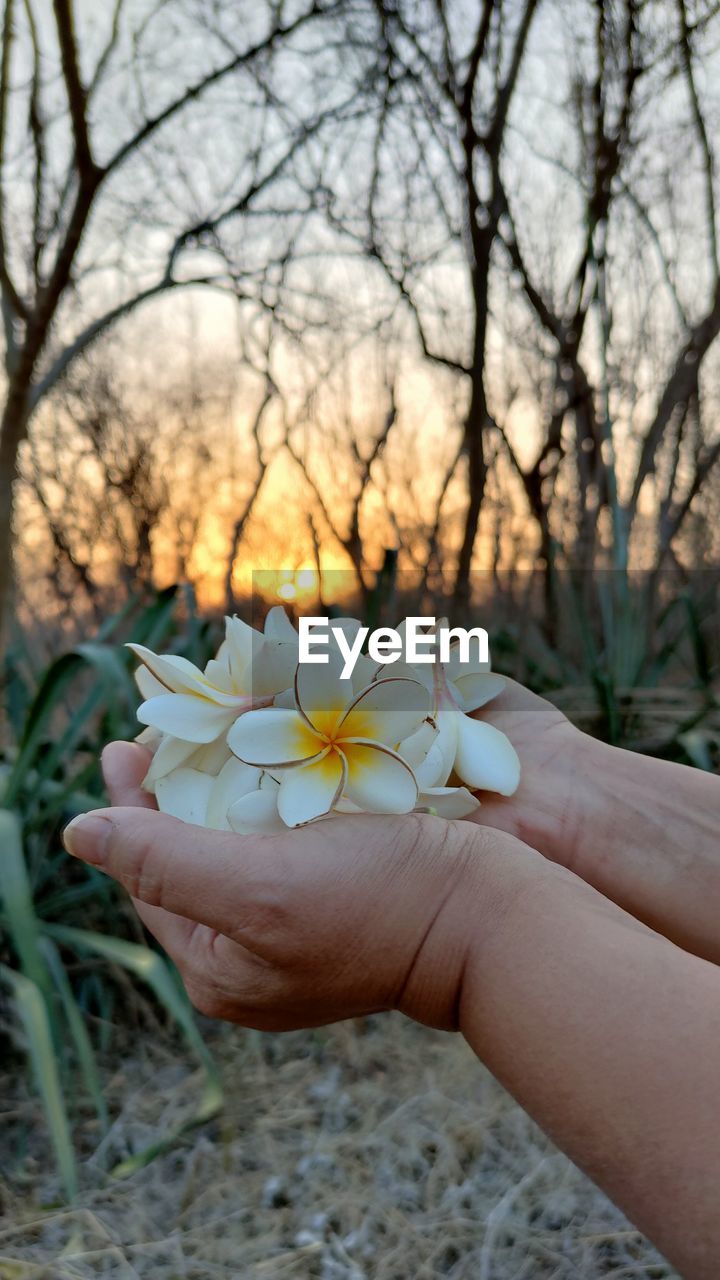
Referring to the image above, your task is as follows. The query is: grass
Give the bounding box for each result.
[0,1016,678,1279]
[1,587,223,1198]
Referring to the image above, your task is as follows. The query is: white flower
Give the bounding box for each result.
[154,757,263,830]
[128,607,522,831]
[129,607,298,788]
[228,647,431,827]
[397,719,479,817]
[391,622,520,798]
[410,666,519,795]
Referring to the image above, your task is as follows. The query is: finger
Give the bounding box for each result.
[102,741,157,810]
[100,742,196,950]
[132,898,198,955]
[62,806,285,938]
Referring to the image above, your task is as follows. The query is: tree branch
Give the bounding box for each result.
[460,0,493,125]
[662,437,720,551]
[52,0,95,177]
[104,1,332,177]
[23,0,46,285]
[486,0,539,157]
[0,0,28,334]
[677,0,718,284]
[631,282,720,506]
[88,0,124,99]
[31,275,224,407]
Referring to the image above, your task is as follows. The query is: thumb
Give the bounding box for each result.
[62,806,281,937]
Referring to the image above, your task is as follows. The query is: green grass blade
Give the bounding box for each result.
[0,962,78,1200]
[678,729,715,771]
[0,810,55,1007]
[45,925,214,1068]
[38,935,109,1133]
[45,924,222,1179]
[5,644,136,806]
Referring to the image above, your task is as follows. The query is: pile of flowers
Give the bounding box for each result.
[129,609,520,832]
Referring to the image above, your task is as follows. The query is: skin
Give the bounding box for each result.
[474,679,720,963]
[62,694,720,1278]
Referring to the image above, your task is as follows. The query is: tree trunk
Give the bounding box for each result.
[0,380,32,643]
[453,392,487,622]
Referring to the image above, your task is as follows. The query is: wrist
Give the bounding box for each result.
[394,820,545,1032]
[482,721,607,875]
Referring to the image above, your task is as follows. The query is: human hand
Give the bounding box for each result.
[466,677,595,869]
[475,678,720,965]
[62,741,527,1033]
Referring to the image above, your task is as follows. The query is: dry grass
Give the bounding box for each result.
[0,1016,676,1279]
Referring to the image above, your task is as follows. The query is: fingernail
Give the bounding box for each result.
[63,813,113,862]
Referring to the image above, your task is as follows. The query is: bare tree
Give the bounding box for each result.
[316,0,720,609]
[6,0,719,639]
[0,0,364,635]
[17,340,254,623]
[495,0,720,579]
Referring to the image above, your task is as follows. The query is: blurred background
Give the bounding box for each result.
[0,2,718,1276]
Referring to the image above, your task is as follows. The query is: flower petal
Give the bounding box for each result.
[273,686,296,710]
[206,758,262,830]
[452,672,505,713]
[203,657,234,692]
[155,768,214,825]
[339,677,430,746]
[129,642,249,708]
[137,694,234,743]
[135,666,167,700]
[342,740,418,813]
[277,750,346,826]
[251,640,298,698]
[411,710,458,789]
[188,738,233,775]
[330,616,364,642]
[144,734,199,786]
[295,646,350,737]
[128,644,217,697]
[228,789,287,834]
[228,707,323,766]
[418,786,480,819]
[398,719,437,768]
[444,645,492,683]
[374,655,433,693]
[224,616,263,688]
[454,716,521,795]
[264,606,298,644]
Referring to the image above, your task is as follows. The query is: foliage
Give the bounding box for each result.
[0,586,222,1199]
[491,568,720,760]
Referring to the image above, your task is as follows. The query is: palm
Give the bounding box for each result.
[466,679,583,858]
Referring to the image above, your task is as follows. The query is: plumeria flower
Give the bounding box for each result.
[398,719,480,818]
[401,662,519,796]
[228,648,431,827]
[226,772,288,834]
[381,619,519,798]
[128,608,298,788]
[154,757,263,830]
[128,607,521,832]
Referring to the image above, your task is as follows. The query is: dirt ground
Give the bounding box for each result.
[0,1014,676,1279]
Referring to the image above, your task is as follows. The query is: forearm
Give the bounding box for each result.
[558,736,720,963]
[457,836,720,1278]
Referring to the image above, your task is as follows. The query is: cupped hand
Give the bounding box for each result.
[62,742,529,1033]
[467,678,596,870]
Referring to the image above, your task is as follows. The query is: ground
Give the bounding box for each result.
[0,1015,676,1279]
